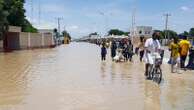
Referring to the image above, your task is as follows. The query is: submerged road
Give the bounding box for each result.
[0,42,194,110]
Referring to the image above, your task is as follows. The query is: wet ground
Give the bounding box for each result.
[0,42,194,110]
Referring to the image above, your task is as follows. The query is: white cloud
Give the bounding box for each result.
[67,25,79,30]
[181,6,190,11]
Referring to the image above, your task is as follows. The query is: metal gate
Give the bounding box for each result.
[3,32,20,51]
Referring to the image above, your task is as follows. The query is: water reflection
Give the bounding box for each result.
[100,62,107,84]
[110,62,116,83]
[0,51,34,106]
[144,81,161,110]
[163,75,194,110]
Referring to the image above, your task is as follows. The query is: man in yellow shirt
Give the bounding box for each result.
[179,36,192,69]
[170,37,180,73]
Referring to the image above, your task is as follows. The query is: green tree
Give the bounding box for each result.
[22,19,37,33]
[124,32,130,36]
[108,29,125,35]
[0,0,9,40]
[183,31,189,36]
[189,28,194,37]
[3,0,37,33]
[4,0,25,27]
[163,30,178,39]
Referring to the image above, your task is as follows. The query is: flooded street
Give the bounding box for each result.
[0,42,194,110]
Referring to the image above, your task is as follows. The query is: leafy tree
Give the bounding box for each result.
[22,19,37,33]
[4,0,25,27]
[108,29,125,35]
[164,30,178,39]
[153,30,178,40]
[0,0,9,40]
[183,31,189,36]
[124,32,130,36]
[189,28,194,37]
[2,0,37,33]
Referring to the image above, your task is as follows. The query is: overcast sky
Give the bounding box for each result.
[24,0,194,38]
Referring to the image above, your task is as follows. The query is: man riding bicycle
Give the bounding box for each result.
[144,32,161,79]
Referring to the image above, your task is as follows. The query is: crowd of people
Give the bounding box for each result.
[100,32,194,79]
[101,38,134,62]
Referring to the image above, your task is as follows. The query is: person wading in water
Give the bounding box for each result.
[101,42,107,61]
[111,40,117,61]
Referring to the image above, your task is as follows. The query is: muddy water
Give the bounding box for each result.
[0,42,194,110]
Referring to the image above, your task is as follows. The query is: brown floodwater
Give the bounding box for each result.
[0,42,194,110]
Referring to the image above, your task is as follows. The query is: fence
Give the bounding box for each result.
[19,32,54,49]
[3,32,55,51]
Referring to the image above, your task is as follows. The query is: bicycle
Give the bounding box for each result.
[148,53,163,84]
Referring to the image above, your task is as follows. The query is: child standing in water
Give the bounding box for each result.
[170,37,181,73]
[101,43,107,61]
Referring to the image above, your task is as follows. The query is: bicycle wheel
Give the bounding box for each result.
[154,67,162,84]
[148,65,154,80]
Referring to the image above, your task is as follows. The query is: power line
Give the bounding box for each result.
[30,0,34,24]
[38,0,41,25]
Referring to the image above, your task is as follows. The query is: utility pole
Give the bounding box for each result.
[164,13,171,45]
[56,17,63,35]
[131,8,136,43]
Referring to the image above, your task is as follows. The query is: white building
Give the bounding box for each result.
[90,35,101,39]
[130,26,153,38]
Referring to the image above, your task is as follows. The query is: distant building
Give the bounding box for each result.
[90,35,101,39]
[130,26,153,38]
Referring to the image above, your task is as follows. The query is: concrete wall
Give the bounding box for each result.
[30,33,42,48]
[8,26,21,32]
[44,33,53,47]
[19,32,29,49]
[19,32,54,49]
